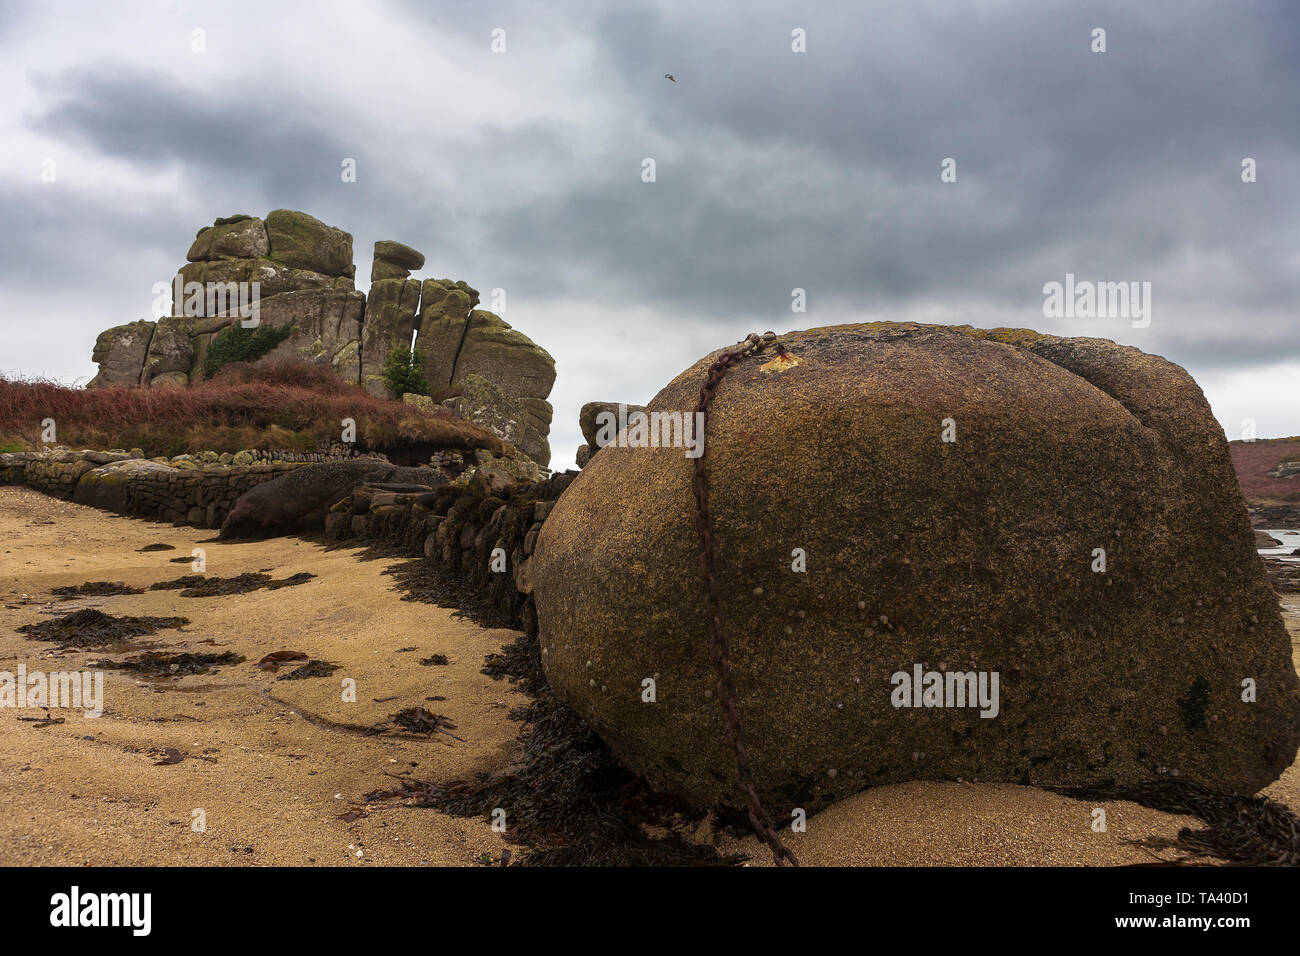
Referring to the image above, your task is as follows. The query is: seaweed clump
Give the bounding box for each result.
[51,581,143,599]
[1056,779,1300,866]
[17,608,188,648]
[366,620,743,867]
[277,660,340,681]
[147,571,315,597]
[92,650,246,677]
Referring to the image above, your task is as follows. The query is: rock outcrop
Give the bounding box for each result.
[187,214,269,261]
[219,459,444,539]
[427,308,557,467]
[578,401,648,465]
[86,320,155,388]
[360,278,421,397]
[84,211,557,467]
[263,209,355,278]
[414,278,479,388]
[533,322,1300,811]
[371,240,425,282]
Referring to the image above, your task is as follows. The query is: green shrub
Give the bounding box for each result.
[382,344,429,397]
[203,322,295,379]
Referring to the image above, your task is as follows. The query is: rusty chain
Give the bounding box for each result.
[691,331,799,867]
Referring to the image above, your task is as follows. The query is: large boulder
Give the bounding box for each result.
[579,402,647,449]
[579,401,648,464]
[264,209,354,278]
[442,374,552,467]
[187,215,269,261]
[219,460,444,538]
[451,310,556,404]
[533,322,1300,811]
[371,240,425,282]
[86,320,155,388]
[74,459,174,512]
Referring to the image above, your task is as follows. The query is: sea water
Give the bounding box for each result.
[1258,529,1300,564]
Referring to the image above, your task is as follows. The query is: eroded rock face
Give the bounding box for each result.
[141,315,196,385]
[360,278,422,397]
[87,320,155,388]
[414,278,479,388]
[533,322,1300,811]
[253,288,366,382]
[452,311,557,405]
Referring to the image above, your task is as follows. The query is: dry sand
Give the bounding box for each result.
[1,485,1296,867]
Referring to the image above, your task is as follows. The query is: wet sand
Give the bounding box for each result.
[1,486,1296,866]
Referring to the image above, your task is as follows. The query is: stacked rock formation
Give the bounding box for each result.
[84,211,556,467]
[360,240,425,398]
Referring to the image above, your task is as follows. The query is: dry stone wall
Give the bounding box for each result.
[0,449,375,528]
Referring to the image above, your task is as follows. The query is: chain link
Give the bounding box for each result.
[691,332,799,867]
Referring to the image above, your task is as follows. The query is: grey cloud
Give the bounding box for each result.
[2,0,1299,459]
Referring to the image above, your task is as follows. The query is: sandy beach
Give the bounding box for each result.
[2,485,1297,866]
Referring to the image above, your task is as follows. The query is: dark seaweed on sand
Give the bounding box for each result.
[92,650,246,677]
[277,660,340,680]
[51,581,143,598]
[371,561,745,866]
[147,571,315,597]
[1055,780,1300,866]
[17,608,188,648]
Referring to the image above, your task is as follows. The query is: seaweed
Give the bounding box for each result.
[366,622,743,867]
[277,660,340,681]
[1054,779,1300,866]
[92,650,246,677]
[17,608,188,648]
[147,571,314,597]
[51,581,143,599]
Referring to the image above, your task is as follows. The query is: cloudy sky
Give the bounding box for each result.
[3,0,1298,467]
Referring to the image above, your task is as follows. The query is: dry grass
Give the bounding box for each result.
[0,359,505,458]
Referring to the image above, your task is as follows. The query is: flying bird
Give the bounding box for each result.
[664,73,675,82]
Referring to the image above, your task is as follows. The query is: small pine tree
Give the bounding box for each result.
[382,344,429,397]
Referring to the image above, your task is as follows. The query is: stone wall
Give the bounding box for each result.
[323,470,577,633]
[0,449,369,528]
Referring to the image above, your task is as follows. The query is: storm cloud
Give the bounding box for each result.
[2,0,1298,466]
